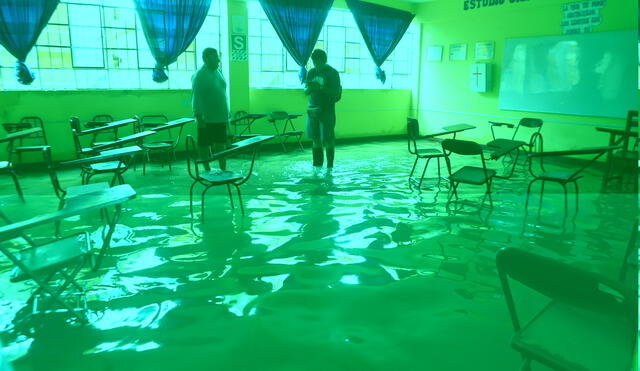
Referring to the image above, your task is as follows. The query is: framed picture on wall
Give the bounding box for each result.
[427,45,443,62]
[474,42,494,60]
[449,43,467,61]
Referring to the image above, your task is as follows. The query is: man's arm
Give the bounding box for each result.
[320,69,341,103]
[192,72,205,126]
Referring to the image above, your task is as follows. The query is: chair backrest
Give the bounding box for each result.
[69,117,85,156]
[270,111,289,121]
[92,114,114,124]
[406,117,419,155]
[139,114,169,130]
[234,110,248,120]
[442,139,483,156]
[185,135,201,180]
[496,248,634,332]
[513,117,543,141]
[41,146,65,199]
[20,116,47,145]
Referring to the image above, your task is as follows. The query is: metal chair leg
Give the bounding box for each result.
[409,157,419,180]
[226,184,235,209]
[9,168,23,201]
[538,180,545,211]
[418,158,431,189]
[201,186,214,221]
[561,183,568,218]
[524,180,536,217]
[189,181,198,217]
[234,184,244,215]
[486,179,493,208]
[573,181,579,215]
[447,182,459,204]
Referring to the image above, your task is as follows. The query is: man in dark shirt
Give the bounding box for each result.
[305,49,342,169]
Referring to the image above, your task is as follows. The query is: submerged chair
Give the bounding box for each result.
[135,115,185,175]
[0,210,92,323]
[185,134,272,219]
[525,143,619,218]
[0,184,136,323]
[268,111,304,152]
[442,139,496,209]
[406,118,452,188]
[496,248,636,371]
[602,110,638,192]
[486,118,543,178]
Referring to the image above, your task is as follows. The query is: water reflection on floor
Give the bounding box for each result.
[0,139,636,370]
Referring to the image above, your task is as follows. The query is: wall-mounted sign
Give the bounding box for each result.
[464,0,530,11]
[449,43,467,61]
[427,46,443,62]
[474,42,494,60]
[231,34,247,62]
[560,0,605,34]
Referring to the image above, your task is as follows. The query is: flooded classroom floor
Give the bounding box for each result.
[0,139,636,370]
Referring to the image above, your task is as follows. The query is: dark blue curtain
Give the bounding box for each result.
[134,0,211,83]
[0,0,59,85]
[346,0,414,84]
[259,0,333,83]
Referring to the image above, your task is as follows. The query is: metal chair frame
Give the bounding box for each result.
[602,110,638,192]
[487,118,543,179]
[136,115,185,175]
[269,111,304,152]
[186,135,265,220]
[406,118,452,189]
[496,247,636,371]
[525,137,618,219]
[442,139,496,209]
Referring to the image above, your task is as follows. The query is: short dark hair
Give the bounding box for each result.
[311,49,327,64]
[203,48,218,60]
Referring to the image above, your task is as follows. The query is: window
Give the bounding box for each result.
[0,0,222,90]
[248,2,418,89]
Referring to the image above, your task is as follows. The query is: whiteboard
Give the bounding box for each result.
[498,30,637,118]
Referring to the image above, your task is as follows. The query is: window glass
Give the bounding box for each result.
[248,1,418,89]
[0,0,222,90]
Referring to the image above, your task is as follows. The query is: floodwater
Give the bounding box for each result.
[0,139,636,370]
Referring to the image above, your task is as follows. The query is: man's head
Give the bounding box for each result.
[203,48,220,70]
[311,49,327,69]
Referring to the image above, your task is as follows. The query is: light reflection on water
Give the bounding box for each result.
[0,140,635,370]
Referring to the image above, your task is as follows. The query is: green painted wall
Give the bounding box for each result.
[249,89,412,140]
[415,0,638,151]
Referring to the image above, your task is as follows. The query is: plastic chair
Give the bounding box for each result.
[406,118,452,189]
[268,111,304,152]
[442,139,496,209]
[496,248,636,371]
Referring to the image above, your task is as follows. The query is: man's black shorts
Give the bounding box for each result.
[198,122,227,146]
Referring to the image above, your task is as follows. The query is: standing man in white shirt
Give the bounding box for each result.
[192,48,229,171]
